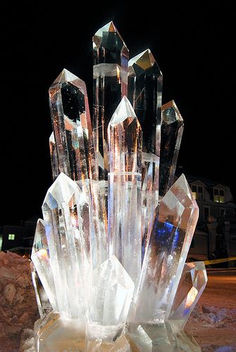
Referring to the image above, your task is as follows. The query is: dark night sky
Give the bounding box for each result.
[0,1,235,225]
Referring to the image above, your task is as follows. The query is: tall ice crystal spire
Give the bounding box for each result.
[128,49,163,157]
[90,21,130,269]
[128,49,163,249]
[93,21,129,178]
[31,20,206,352]
[160,100,184,196]
[49,68,95,182]
[108,96,142,286]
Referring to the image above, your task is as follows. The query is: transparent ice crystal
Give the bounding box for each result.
[169,261,207,332]
[31,20,207,352]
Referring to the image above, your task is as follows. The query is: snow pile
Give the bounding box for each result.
[186,304,236,352]
[188,304,236,329]
[0,251,39,351]
[19,329,35,352]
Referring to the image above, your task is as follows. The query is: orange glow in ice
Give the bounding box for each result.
[116,66,121,84]
[38,248,48,260]
[185,287,198,308]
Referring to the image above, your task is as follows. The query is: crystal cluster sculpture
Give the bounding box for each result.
[31,21,207,352]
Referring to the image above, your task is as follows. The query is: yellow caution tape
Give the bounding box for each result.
[204,256,236,265]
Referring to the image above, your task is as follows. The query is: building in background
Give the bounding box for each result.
[1,224,25,253]
[186,175,236,262]
[0,216,38,255]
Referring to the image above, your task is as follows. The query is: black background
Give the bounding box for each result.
[0,0,235,225]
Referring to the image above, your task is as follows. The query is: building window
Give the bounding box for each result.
[219,196,224,203]
[191,184,205,200]
[214,195,219,202]
[214,188,224,203]
[8,234,15,240]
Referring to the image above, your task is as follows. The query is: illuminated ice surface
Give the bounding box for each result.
[169,261,207,332]
[131,174,199,323]
[108,97,142,286]
[42,172,91,320]
[31,20,207,352]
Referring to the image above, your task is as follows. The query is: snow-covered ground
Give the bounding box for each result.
[185,268,236,352]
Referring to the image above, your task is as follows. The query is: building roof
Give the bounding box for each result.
[185,174,228,188]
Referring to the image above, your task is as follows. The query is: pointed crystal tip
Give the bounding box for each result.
[94,21,118,36]
[110,96,137,125]
[52,68,79,84]
[94,21,126,43]
[42,172,80,209]
[161,100,184,124]
[49,68,87,97]
[91,255,134,325]
[50,67,86,90]
[161,173,199,219]
[167,173,194,201]
[32,218,47,254]
[129,49,162,74]
[92,20,129,64]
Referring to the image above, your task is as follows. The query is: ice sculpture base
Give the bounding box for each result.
[34,312,86,352]
[127,322,201,352]
[86,323,129,351]
[33,313,201,352]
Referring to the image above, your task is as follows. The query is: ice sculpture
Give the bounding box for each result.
[31,21,207,352]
